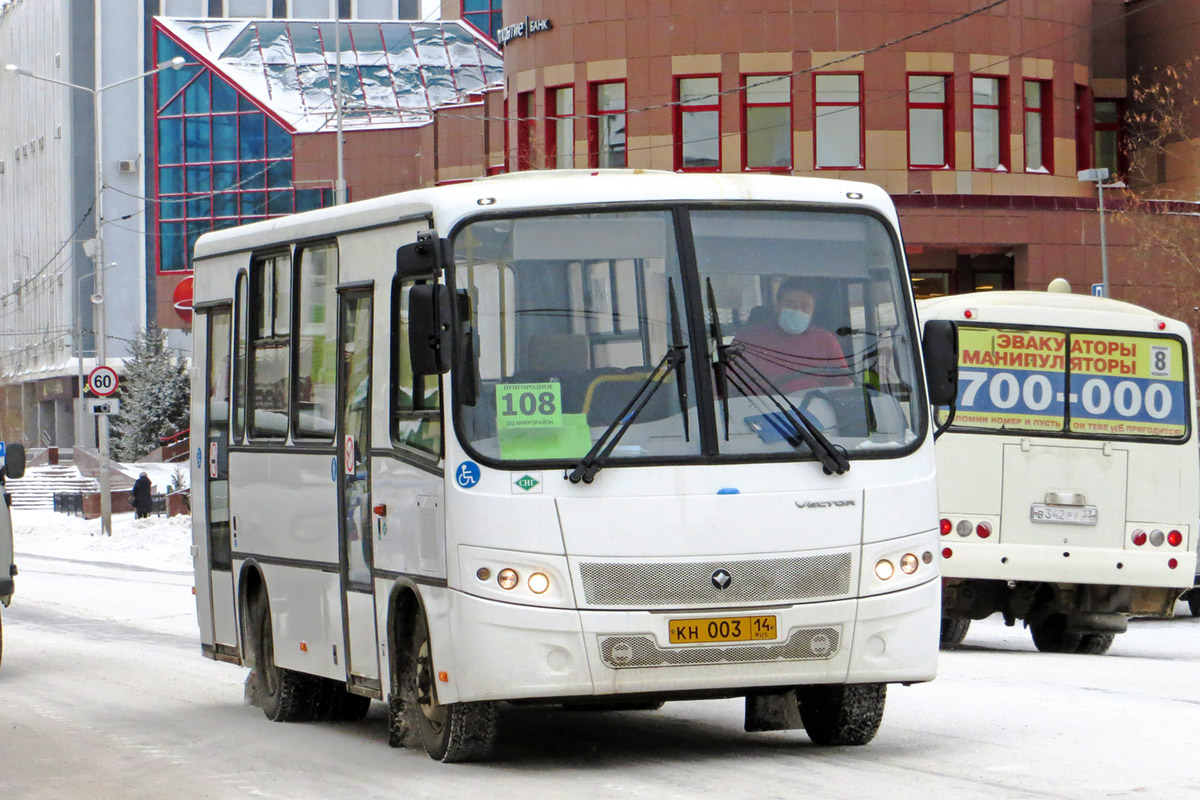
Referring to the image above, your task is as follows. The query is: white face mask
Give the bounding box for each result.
[778,308,812,334]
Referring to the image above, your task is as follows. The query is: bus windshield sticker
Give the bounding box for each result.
[496,381,564,431]
[953,327,1187,438]
[498,413,592,461]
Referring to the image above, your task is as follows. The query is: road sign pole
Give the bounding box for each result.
[87,365,119,537]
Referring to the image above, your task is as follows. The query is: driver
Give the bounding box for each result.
[733,277,852,392]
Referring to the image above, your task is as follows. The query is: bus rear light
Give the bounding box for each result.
[497,568,519,590]
[874,559,895,580]
[1157,321,1167,330]
[900,553,919,574]
[955,520,972,537]
[1168,558,1179,569]
[976,521,992,539]
[1167,530,1183,547]
[1149,529,1165,547]
[527,572,550,594]
[1131,530,1147,546]
[940,518,952,535]
[941,547,953,559]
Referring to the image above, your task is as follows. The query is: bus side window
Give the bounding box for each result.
[393,277,443,456]
[248,252,291,439]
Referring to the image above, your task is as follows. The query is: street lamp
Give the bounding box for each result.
[1078,167,1127,298]
[6,55,185,535]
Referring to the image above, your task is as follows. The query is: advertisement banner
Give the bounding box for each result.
[953,327,1187,438]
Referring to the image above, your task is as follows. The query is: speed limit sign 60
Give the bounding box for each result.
[89,365,119,397]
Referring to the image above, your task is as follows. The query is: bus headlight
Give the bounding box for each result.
[527,572,550,594]
[497,568,519,590]
[874,559,895,580]
[900,553,919,574]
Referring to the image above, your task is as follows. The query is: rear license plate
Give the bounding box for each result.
[668,615,777,644]
[1030,503,1098,525]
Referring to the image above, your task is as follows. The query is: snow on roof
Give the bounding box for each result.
[156,17,503,133]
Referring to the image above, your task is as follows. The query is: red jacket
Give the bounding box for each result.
[732,322,853,392]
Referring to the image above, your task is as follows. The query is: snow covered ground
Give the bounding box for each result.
[5,508,1200,798]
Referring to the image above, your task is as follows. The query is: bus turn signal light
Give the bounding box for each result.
[1131,529,1147,546]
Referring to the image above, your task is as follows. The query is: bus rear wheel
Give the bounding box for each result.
[1189,592,1200,618]
[1075,633,1115,655]
[796,683,886,746]
[939,616,970,647]
[255,603,319,722]
[403,613,498,762]
[1029,614,1083,653]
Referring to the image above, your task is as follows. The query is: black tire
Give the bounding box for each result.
[797,684,886,746]
[402,612,498,762]
[939,616,970,647]
[255,602,319,722]
[0,607,5,671]
[1075,633,1115,655]
[1189,592,1200,618]
[1029,614,1084,654]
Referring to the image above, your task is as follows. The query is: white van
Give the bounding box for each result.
[0,442,26,669]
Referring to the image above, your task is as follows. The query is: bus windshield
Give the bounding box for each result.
[948,324,1190,440]
[451,206,924,466]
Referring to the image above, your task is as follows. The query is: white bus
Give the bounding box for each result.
[191,170,958,761]
[0,442,25,670]
[920,288,1199,653]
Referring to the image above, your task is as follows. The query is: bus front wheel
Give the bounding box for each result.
[402,613,498,762]
[255,602,319,722]
[796,683,886,746]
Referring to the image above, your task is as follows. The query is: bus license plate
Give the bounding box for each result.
[1030,503,1098,525]
[668,615,777,644]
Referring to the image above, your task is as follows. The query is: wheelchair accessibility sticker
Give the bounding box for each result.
[456,461,481,489]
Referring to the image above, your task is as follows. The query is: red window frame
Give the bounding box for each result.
[906,73,953,169]
[545,85,574,170]
[588,80,626,169]
[516,90,534,171]
[741,73,792,172]
[673,74,721,172]
[461,0,503,43]
[1023,79,1053,173]
[1075,84,1094,172]
[971,75,1009,171]
[1093,98,1127,178]
[813,72,864,170]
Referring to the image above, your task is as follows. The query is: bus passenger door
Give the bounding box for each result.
[201,306,238,657]
[337,289,381,686]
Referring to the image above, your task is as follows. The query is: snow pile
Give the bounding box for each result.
[12,509,193,572]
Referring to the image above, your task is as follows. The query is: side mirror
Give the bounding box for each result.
[3,442,25,480]
[396,230,440,278]
[409,283,452,375]
[922,319,959,407]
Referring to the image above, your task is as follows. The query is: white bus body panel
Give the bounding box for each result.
[189,315,217,652]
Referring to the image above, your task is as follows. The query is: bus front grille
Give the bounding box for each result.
[578,553,852,607]
[598,627,841,669]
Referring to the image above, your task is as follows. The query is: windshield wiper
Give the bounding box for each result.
[706,278,732,440]
[568,279,689,484]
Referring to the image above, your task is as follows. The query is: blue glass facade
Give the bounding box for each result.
[153,28,330,273]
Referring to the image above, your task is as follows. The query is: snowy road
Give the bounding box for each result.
[2,517,1199,800]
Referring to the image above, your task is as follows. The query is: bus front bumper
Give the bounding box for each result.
[442,578,939,704]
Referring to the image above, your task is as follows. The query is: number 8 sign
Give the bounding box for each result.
[88,365,120,397]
